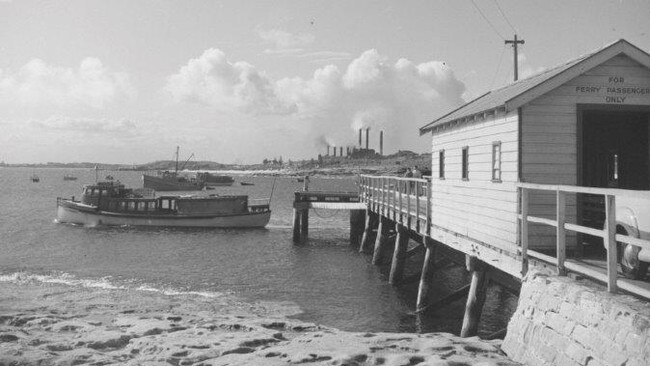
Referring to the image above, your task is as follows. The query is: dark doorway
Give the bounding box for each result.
[579,109,650,250]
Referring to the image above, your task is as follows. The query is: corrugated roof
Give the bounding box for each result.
[419,40,627,134]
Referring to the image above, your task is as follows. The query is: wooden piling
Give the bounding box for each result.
[292,208,301,244]
[300,209,309,243]
[359,211,375,252]
[349,209,366,247]
[372,216,390,264]
[416,238,437,311]
[389,223,409,285]
[460,256,489,337]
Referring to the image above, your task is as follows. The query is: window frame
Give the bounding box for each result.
[438,149,445,180]
[492,141,502,183]
[461,146,469,181]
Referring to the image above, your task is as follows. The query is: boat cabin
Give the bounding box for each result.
[79,181,251,215]
[419,39,650,254]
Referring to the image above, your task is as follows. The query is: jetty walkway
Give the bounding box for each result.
[292,175,650,338]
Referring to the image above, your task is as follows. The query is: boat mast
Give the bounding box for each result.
[175,146,179,173]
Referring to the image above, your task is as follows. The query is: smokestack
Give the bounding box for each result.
[346,146,350,156]
[365,128,369,150]
[326,145,330,156]
[380,130,384,156]
[339,146,343,157]
[333,146,336,157]
[358,129,362,147]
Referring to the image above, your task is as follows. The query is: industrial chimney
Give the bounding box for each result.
[333,145,336,157]
[326,145,330,156]
[339,146,343,157]
[379,130,384,156]
[365,128,370,150]
[358,129,362,147]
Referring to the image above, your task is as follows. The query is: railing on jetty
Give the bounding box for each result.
[358,175,650,300]
[518,183,650,298]
[358,175,431,236]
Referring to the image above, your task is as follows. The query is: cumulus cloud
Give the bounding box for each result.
[166,48,466,153]
[165,48,297,114]
[258,29,315,50]
[0,57,134,109]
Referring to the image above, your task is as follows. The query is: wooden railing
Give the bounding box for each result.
[359,175,431,236]
[518,183,650,297]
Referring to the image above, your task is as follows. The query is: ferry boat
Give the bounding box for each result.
[56,181,271,228]
[196,172,234,187]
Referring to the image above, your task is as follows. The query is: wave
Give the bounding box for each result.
[0,271,224,299]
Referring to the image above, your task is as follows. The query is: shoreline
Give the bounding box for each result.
[0,279,519,365]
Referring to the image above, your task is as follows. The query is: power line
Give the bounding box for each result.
[490,44,507,89]
[493,0,517,34]
[470,0,505,40]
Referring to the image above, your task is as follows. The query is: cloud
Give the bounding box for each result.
[166,48,466,153]
[258,29,315,50]
[165,48,297,115]
[0,58,134,109]
[518,54,546,80]
[30,116,137,135]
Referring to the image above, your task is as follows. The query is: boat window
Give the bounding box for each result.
[137,202,146,211]
[119,201,126,211]
[128,201,136,211]
[161,200,169,209]
[147,201,157,211]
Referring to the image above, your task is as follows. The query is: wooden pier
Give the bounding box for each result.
[294,175,650,338]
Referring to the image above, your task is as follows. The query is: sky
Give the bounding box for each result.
[1,0,649,164]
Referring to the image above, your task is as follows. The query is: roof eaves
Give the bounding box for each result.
[419,91,492,135]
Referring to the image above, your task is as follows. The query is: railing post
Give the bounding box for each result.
[381,177,386,216]
[426,178,431,236]
[520,187,529,276]
[556,190,566,275]
[415,180,420,233]
[397,179,404,224]
[605,194,618,293]
[407,180,412,229]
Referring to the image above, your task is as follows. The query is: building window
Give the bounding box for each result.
[492,141,502,182]
[461,146,469,180]
[439,150,445,179]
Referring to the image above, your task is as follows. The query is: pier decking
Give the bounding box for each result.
[293,175,650,337]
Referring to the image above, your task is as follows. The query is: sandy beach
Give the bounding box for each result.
[0,279,519,366]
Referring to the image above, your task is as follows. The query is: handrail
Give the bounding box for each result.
[358,175,431,235]
[518,183,650,295]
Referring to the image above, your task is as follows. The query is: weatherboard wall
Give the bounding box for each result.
[520,54,650,249]
[429,110,520,253]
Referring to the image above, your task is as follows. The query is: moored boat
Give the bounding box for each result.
[196,172,234,187]
[31,174,40,182]
[63,174,78,181]
[143,171,203,191]
[142,146,205,191]
[56,181,271,228]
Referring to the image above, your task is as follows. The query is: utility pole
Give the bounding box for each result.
[505,34,525,81]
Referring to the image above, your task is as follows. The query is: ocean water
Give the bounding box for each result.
[0,167,517,336]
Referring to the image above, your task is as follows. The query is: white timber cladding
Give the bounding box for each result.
[430,110,519,253]
[521,54,650,249]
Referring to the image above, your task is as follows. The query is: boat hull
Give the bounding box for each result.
[142,174,202,191]
[203,181,234,187]
[56,201,271,228]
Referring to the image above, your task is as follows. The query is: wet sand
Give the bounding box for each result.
[0,280,519,365]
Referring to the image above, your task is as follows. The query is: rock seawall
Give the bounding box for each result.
[502,272,650,366]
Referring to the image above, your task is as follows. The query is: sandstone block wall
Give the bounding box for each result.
[502,272,650,366]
